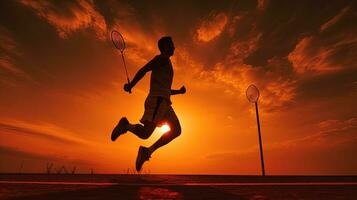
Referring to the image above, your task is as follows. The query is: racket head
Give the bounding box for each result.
[246,84,260,103]
[111,30,126,51]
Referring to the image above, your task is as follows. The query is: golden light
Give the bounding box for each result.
[158,124,171,134]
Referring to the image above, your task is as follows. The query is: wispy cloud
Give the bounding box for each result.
[320,6,350,32]
[0,118,97,172]
[18,0,107,40]
[0,119,89,145]
[18,0,162,65]
[290,34,357,74]
[194,1,357,112]
[288,6,356,76]
[196,12,228,42]
[0,57,23,75]
[206,117,357,161]
[197,28,296,112]
[0,27,21,73]
[318,118,357,136]
[289,36,344,74]
[256,0,268,11]
[0,27,34,86]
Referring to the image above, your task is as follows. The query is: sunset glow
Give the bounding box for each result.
[158,124,171,135]
[0,0,356,175]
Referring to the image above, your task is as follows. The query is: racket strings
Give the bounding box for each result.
[111,31,126,51]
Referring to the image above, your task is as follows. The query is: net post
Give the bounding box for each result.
[255,101,265,176]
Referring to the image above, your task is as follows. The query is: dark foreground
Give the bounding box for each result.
[1,174,357,199]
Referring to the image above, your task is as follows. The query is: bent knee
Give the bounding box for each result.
[142,126,155,139]
[171,121,181,137]
[137,123,155,139]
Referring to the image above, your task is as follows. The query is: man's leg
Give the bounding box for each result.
[111,118,156,141]
[135,118,181,171]
[127,120,156,139]
[148,119,181,155]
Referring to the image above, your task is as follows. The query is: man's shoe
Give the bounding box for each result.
[136,146,151,171]
[111,117,129,141]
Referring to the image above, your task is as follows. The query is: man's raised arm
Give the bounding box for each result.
[124,58,156,93]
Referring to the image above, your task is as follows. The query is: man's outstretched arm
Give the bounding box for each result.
[124,59,155,93]
[170,86,186,95]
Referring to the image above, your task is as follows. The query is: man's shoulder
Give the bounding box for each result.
[153,54,170,62]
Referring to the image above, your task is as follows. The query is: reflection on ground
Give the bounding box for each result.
[138,187,182,199]
[1,174,356,199]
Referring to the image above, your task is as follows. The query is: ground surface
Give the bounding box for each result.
[0,174,356,199]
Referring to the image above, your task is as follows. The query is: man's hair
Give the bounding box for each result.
[158,36,172,52]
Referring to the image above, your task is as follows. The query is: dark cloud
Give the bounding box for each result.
[196,0,357,111]
[245,0,353,67]
[1,0,354,114]
[93,0,135,28]
[0,0,120,94]
[0,26,34,88]
[296,68,357,100]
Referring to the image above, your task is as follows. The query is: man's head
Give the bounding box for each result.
[158,36,175,56]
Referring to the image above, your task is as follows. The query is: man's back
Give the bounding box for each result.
[149,54,174,99]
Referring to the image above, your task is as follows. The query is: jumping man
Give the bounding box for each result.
[111,36,186,171]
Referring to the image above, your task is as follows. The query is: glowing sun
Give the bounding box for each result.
[159,124,171,134]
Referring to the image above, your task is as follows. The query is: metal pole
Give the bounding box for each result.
[255,102,265,176]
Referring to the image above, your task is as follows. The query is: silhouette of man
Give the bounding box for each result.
[111,36,186,171]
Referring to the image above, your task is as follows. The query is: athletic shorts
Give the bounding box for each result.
[140,95,178,126]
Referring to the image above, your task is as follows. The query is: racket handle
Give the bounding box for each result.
[127,78,132,94]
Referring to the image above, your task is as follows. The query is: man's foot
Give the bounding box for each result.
[136,146,151,171]
[111,117,129,141]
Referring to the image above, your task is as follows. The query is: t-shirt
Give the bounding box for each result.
[148,54,173,100]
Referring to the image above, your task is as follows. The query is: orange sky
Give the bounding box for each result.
[0,0,356,175]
